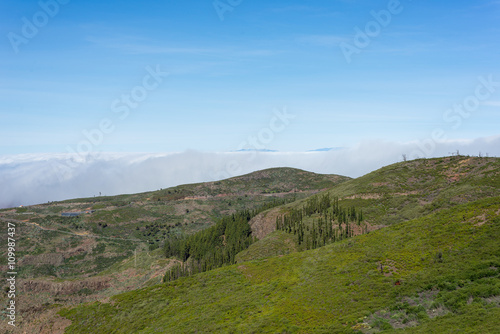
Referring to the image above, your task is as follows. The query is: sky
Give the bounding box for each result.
[0,0,499,207]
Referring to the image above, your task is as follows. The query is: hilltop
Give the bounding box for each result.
[60,195,500,333]
[1,157,499,333]
[56,156,499,333]
[0,167,347,332]
[243,156,500,260]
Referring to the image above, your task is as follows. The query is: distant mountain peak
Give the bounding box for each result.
[234,149,279,152]
[308,147,344,152]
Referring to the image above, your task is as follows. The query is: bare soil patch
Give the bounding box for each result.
[249,208,283,239]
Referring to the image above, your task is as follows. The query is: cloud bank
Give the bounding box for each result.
[1,136,499,209]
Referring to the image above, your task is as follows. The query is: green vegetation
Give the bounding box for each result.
[2,158,499,333]
[16,206,28,213]
[1,168,338,280]
[59,195,500,333]
[0,167,346,332]
[235,230,297,262]
[317,156,500,227]
[162,211,254,281]
[163,198,295,282]
[276,193,365,250]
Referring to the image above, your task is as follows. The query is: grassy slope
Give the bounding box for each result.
[323,156,500,226]
[244,156,500,259]
[235,230,298,262]
[0,167,346,279]
[59,195,500,333]
[0,168,347,332]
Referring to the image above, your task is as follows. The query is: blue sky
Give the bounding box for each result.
[1,0,499,155]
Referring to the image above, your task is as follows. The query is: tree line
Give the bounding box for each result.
[276,193,366,250]
[163,196,295,282]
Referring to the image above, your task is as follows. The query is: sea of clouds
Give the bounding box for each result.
[1,136,499,209]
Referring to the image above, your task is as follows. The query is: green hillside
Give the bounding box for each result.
[2,157,499,333]
[59,195,500,333]
[322,156,499,226]
[0,167,345,279]
[242,156,500,261]
[260,156,500,234]
[56,156,500,333]
[0,167,346,332]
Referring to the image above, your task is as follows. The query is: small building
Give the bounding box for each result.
[61,210,95,217]
[61,212,82,217]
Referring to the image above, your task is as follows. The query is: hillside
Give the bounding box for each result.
[324,156,499,225]
[0,167,346,277]
[54,156,499,333]
[247,156,500,255]
[0,167,347,332]
[2,157,499,333]
[59,195,500,333]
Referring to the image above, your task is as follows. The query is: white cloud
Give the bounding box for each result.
[1,136,499,209]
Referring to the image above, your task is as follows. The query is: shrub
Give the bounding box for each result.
[373,318,392,330]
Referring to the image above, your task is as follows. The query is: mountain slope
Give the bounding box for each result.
[0,167,347,332]
[0,167,346,278]
[3,158,500,332]
[57,157,500,333]
[324,156,499,225]
[59,195,500,333]
[247,156,500,248]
